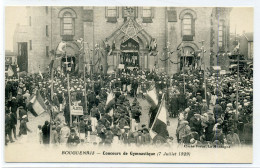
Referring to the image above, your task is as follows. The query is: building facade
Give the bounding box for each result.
[239,32,253,60]
[13,6,232,74]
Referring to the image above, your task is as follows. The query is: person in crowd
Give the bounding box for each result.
[51,125,59,145]
[42,120,50,145]
[5,65,253,148]
[226,128,241,146]
[19,115,32,141]
[60,122,70,144]
[78,117,87,143]
[67,129,80,146]
[36,125,43,144]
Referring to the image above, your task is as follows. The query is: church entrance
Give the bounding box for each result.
[180,46,196,71]
[120,38,139,68]
[61,56,76,73]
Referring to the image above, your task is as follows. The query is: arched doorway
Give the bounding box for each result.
[60,42,80,73]
[180,46,195,71]
[120,38,140,68]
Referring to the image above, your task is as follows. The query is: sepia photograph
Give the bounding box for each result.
[4,6,253,163]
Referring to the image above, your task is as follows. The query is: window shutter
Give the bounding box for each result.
[191,19,195,36]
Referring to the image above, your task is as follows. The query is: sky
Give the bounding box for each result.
[4,6,254,51]
[5,6,27,52]
[229,7,254,35]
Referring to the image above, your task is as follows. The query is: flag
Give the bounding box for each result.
[7,65,14,76]
[76,38,84,51]
[39,70,43,79]
[145,85,158,107]
[106,91,115,105]
[31,91,47,116]
[105,92,115,113]
[150,95,169,139]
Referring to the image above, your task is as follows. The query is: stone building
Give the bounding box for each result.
[239,32,253,60]
[13,6,232,74]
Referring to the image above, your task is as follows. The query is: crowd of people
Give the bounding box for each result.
[175,71,253,146]
[5,65,253,147]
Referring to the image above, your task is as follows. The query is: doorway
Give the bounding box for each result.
[120,38,139,68]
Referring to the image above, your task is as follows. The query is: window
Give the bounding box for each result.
[183,14,192,35]
[142,7,153,23]
[218,21,224,48]
[46,46,49,57]
[46,25,49,37]
[180,9,196,41]
[63,12,73,35]
[142,7,152,17]
[29,40,32,50]
[106,7,118,23]
[107,7,117,17]
[59,8,77,37]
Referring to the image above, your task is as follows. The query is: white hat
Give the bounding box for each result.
[227,103,232,107]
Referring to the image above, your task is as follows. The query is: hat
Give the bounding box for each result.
[227,103,232,107]
[22,115,27,119]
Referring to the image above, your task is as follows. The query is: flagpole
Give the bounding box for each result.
[49,53,54,144]
[64,47,72,126]
[83,41,88,115]
[182,43,186,94]
[202,42,207,105]
[235,51,239,121]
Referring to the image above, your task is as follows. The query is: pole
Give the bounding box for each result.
[64,51,72,126]
[83,42,88,115]
[182,44,186,94]
[235,54,239,120]
[201,42,207,104]
[167,49,170,75]
[68,72,72,126]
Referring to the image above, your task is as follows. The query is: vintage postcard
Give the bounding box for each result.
[4,6,253,163]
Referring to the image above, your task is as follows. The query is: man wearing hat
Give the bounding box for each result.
[213,101,223,119]
[205,111,215,141]
[18,106,28,123]
[104,127,114,146]
[18,115,31,140]
[189,113,202,136]
[90,104,100,132]
[67,129,80,146]
[121,125,134,145]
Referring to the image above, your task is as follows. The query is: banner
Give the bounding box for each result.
[118,64,125,69]
[70,106,83,115]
